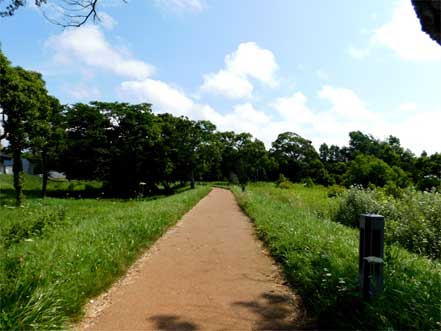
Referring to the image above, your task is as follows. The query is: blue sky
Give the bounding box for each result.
[1,0,440,154]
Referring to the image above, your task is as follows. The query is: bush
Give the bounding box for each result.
[334,186,441,260]
[327,185,345,198]
[302,176,314,188]
[275,174,294,189]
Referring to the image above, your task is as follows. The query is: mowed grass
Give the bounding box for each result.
[0,175,211,330]
[233,183,441,330]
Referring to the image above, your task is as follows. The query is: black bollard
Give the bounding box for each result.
[359,214,384,300]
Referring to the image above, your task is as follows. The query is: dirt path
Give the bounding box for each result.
[79,188,310,330]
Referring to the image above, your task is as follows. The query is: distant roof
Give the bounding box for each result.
[0,153,12,160]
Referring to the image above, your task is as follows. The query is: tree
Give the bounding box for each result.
[101,102,159,196]
[0,51,48,205]
[29,95,65,198]
[62,102,111,181]
[343,154,409,188]
[270,132,325,183]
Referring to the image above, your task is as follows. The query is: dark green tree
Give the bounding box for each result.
[29,95,65,197]
[91,102,157,196]
[62,102,111,181]
[0,51,48,205]
[270,132,325,183]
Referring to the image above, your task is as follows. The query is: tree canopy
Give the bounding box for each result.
[1,49,440,204]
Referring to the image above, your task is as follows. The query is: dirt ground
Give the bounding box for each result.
[78,188,311,330]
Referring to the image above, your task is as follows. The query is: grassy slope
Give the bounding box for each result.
[0,175,211,330]
[233,183,441,330]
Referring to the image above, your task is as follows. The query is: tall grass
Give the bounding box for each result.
[0,185,211,330]
[233,183,441,330]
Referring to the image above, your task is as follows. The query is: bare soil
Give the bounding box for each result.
[78,188,311,330]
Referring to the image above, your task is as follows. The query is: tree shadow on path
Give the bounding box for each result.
[149,314,199,330]
[233,292,316,330]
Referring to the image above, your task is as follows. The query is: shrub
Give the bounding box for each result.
[275,174,294,189]
[327,185,345,198]
[302,176,314,188]
[334,186,441,260]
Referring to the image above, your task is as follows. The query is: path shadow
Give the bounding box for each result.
[149,314,199,330]
[233,292,315,330]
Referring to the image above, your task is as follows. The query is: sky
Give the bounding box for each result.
[0,0,440,155]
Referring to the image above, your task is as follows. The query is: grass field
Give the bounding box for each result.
[233,183,441,330]
[0,175,211,330]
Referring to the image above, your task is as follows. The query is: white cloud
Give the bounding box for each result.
[201,42,278,99]
[372,0,441,60]
[215,103,271,138]
[201,70,253,98]
[155,0,204,12]
[347,0,441,61]
[98,12,117,30]
[46,25,155,79]
[119,79,194,117]
[272,92,315,124]
[119,77,439,154]
[399,102,417,112]
[391,111,441,154]
[225,42,278,86]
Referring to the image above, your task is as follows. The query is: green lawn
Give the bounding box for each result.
[0,175,211,330]
[233,183,441,330]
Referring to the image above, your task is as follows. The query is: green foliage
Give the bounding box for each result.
[302,176,314,188]
[275,174,293,189]
[0,207,66,248]
[0,186,211,330]
[0,50,52,205]
[233,183,441,330]
[343,154,410,188]
[335,186,441,260]
[327,184,345,198]
[270,132,326,183]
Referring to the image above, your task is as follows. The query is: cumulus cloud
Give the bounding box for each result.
[201,42,278,99]
[46,25,155,79]
[119,76,439,154]
[391,111,441,154]
[399,102,417,112]
[350,0,441,61]
[119,79,194,117]
[372,0,441,60]
[201,70,253,99]
[272,92,314,124]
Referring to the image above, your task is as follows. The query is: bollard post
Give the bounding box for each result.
[359,214,384,300]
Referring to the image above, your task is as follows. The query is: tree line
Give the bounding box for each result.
[1,50,440,205]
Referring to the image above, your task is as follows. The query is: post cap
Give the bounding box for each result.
[363,256,384,264]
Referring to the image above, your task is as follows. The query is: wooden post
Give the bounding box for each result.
[359,214,384,300]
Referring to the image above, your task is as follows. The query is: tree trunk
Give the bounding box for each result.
[12,143,23,206]
[190,168,195,189]
[41,149,48,198]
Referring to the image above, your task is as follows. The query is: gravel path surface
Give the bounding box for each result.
[79,188,310,330]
